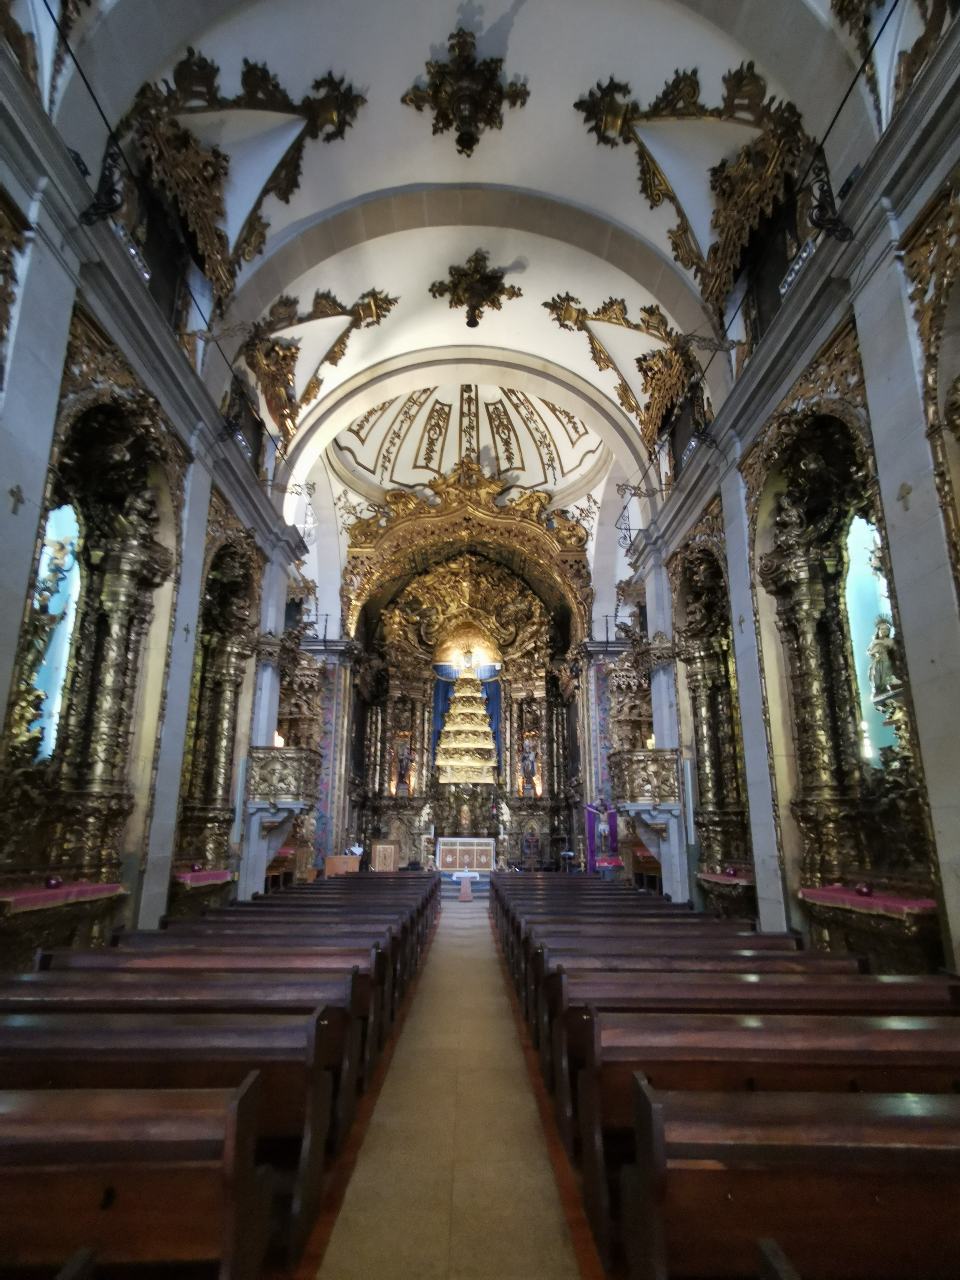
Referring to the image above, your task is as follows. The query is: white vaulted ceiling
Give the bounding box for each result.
[38,0,881,619]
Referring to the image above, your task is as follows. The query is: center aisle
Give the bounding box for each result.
[316,898,583,1280]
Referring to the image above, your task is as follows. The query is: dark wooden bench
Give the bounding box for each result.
[0,1010,334,1264]
[151,919,410,1009]
[39,943,389,1077]
[522,929,803,1028]
[577,1009,960,1263]
[0,969,363,1144]
[621,1077,960,1279]
[0,1076,272,1279]
[545,970,960,1106]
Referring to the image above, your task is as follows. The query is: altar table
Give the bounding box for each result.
[436,838,495,872]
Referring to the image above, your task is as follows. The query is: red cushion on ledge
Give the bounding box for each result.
[0,883,127,914]
[698,871,755,887]
[799,884,937,919]
[172,870,234,888]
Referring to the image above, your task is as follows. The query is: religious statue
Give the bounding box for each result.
[458,801,472,835]
[867,616,899,698]
[521,735,538,795]
[395,739,412,793]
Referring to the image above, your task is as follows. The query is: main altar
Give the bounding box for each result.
[337,461,594,870]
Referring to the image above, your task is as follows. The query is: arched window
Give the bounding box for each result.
[843,515,897,764]
[29,504,82,760]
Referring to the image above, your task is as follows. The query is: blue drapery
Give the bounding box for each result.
[431,664,502,769]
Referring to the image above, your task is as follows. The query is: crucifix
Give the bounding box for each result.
[8,485,24,515]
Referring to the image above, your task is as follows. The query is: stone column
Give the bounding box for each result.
[0,185,79,714]
[249,557,288,749]
[852,226,960,968]
[137,462,212,927]
[719,468,789,932]
[640,555,687,903]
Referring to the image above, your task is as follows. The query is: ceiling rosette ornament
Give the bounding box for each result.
[401,27,529,156]
[118,47,366,312]
[429,248,522,327]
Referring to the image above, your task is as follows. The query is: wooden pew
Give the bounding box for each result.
[151,919,409,1011]
[620,1077,960,1280]
[0,1076,272,1280]
[523,929,803,1029]
[576,1009,960,1263]
[535,950,867,1056]
[0,969,363,1145]
[39,943,388,1079]
[547,971,960,1146]
[0,1010,334,1265]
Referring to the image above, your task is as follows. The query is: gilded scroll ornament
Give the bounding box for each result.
[429,249,522,328]
[543,292,716,443]
[893,0,958,109]
[242,288,398,444]
[120,48,365,311]
[0,0,39,93]
[903,182,960,596]
[401,27,529,156]
[575,63,813,315]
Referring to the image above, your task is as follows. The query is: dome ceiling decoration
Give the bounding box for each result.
[327,384,609,505]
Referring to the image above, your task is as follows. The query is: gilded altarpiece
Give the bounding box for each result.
[0,309,187,961]
[668,501,754,915]
[175,489,264,870]
[339,461,592,864]
[741,319,939,968]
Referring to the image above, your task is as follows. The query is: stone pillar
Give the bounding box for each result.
[249,557,288,749]
[137,461,212,927]
[640,555,687,903]
[852,226,960,968]
[720,469,789,932]
[0,189,78,712]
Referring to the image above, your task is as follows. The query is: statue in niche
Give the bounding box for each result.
[867,616,900,699]
[395,739,412,793]
[521,735,538,795]
[458,801,472,835]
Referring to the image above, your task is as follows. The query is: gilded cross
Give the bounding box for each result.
[8,485,24,515]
